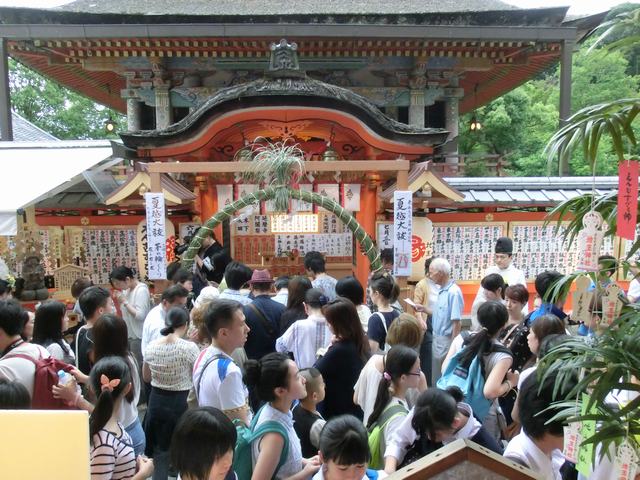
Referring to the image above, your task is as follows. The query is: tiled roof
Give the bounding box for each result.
[56,0,519,16]
[1,112,58,142]
[444,176,618,205]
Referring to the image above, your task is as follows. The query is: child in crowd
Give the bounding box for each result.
[169,407,237,480]
[293,368,327,458]
[383,387,501,474]
[89,356,154,480]
[366,346,419,469]
[367,272,401,354]
[315,415,381,480]
[244,352,321,480]
[275,289,331,368]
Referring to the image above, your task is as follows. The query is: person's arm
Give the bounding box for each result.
[483,357,516,400]
[275,324,295,354]
[142,361,151,384]
[124,286,150,323]
[90,440,116,479]
[367,315,384,354]
[413,281,427,321]
[52,378,95,413]
[252,433,320,480]
[450,288,464,340]
[383,409,417,474]
[132,457,154,480]
[451,320,461,339]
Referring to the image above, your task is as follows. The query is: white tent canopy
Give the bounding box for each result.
[0,141,117,235]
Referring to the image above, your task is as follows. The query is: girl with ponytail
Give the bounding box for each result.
[367,272,401,353]
[243,352,321,480]
[90,356,154,480]
[365,346,420,469]
[441,301,518,443]
[383,386,502,474]
[143,306,200,480]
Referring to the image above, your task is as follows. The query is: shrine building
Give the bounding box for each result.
[0,1,615,310]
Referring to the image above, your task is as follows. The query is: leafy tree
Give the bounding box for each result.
[8,59,124,140]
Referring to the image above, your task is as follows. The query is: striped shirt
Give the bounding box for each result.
[91,424,137,479]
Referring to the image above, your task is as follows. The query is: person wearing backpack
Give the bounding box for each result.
[367,272,401,354]
[366,345,419,470]
[0,299,54,402]
[383,387,501,474]
[439,301,519,443]
[242,352,321,480]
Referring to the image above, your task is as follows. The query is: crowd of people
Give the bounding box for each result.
[0,229,637,480]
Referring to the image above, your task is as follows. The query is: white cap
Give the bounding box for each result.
[194,286,220,309]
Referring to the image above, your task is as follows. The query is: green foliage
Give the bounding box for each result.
[461,42,640,176]
[8,59,124,140]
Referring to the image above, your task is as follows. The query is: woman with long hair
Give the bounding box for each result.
[89,356,154,480]
[440,301,518,442]
[315,297,369,420]
[32,300,75,364]
[367,272,401,353]
[244,352,321,480]
[365,346,420,469]
[143,306,200,480]
[354,314,426,425]
[279,276,313,334]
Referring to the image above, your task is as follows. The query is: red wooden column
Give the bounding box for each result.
[355,182,377,298]
[201,179,223,242]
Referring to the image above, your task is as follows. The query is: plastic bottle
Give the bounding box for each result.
[57,370,73,386]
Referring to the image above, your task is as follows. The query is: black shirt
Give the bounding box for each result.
[279,306,307,335]
[72,326,93,376]
[243,295,286,360]
[293,405,324,458]
[315,340,365,420]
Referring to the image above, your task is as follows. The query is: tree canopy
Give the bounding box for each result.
[8,59,124,140]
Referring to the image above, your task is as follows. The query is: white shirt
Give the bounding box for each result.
[472,263,528,330]
[357,304,372,334]
[251,404,303,480]
[218,289,252,306]
[384,402,480,463]
[628,278,640,302]
[275,314,331,369]
[121,282,151,340]
[46,340,75,364]
[118,354,141,429]
[518,365,537,390]
[272,290,288,306]
[192,346,250,417]
[141,304,165,360]
[0,342,50,399]
[503,431,564,480]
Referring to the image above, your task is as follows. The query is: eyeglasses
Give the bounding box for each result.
[406,371,422,377]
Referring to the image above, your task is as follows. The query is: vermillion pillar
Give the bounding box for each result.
[201,179,223,243]
[355,182,377,300]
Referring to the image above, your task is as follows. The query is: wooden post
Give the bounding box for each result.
[202,179,223,242]
[355,183,377,300]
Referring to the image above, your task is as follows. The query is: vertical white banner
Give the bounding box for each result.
[393,191,412,276]
[316,184,340,212]
[237,184,259,214]
[216,185,233,209]
[144,192,167,280]
[343,184,361,211]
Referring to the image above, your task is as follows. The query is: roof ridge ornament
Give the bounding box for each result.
[267,39,305,78]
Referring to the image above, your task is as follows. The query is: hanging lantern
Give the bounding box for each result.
[469,115,482,131]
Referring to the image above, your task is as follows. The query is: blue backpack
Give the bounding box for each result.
[233,405,290,480]
[436,332,512,422]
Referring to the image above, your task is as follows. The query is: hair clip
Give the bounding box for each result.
[383,372,392,381]
[318,295,329,306]
[100,374,121,393]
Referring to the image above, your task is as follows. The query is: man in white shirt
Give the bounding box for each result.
[504,371,571,480]
[272,276,289,306]
[0,300,50,399]
[193,298,251,425]
[141,284,189,358]
[472,237,528,326]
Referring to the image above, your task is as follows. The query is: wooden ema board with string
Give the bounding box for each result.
[508,221,616,280]
[66,226,138,285]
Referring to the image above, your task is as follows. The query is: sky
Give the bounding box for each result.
[0,0,634,14]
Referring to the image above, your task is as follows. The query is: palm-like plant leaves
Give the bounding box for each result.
[544,98,640,173]
[588,8,640,54]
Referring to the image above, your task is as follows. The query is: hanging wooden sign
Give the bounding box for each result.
[576,211,604,272]
[601,283,624,326]
[572,275,593,325]
[617,160,639,241]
